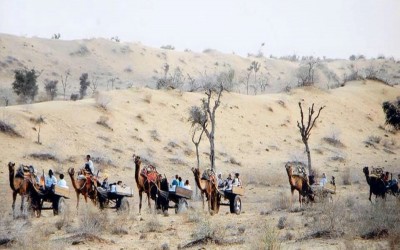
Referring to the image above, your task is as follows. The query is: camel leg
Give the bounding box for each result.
[368,190,372,202]
[139,191,143,214]
[12,192,17,210]
[20,195,24,212]
[147,192,151,209]
[201,192,205,210]
[76,192,80,210]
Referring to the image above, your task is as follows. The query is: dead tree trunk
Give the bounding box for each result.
[297,102,324,174]
[192,128,205,196]
[203,85,223,172]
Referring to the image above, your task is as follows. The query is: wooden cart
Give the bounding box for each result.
[97,185,133,215]
[35,185,70,217]
[168,187,193,214]
[310,183,336,202]
[218,186,244,215]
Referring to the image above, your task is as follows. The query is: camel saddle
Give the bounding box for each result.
[201,169,215,180]
[370,167,384,178]
[16,165,35,179]
[141,165,158,182]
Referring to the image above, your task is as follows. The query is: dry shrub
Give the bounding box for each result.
[143,94,152,103]
[277,216,287,229]
[322,136,345,148]
[272,192,290,211]
[0,119,21,137]
[142,216,163,233]
[75,205,109,236]
[29,152,58,161]
[355,200,400,247]
[96,116,113,130]
[253,223,280,250]
[342,168,351,185]
[150,130,160,141]
[365,135,382,147]
[95,93,112,110]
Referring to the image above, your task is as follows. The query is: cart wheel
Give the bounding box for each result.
[57,197,67,216]
[229,195,241,215]
[175,198,188,214]
[117,197,129,215]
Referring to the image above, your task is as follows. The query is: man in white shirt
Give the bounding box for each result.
[57,174,68,188]
[45,169,57,190]
[85,155,95,175]
[320,173,328,186]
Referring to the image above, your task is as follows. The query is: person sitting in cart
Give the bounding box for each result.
[224,173,233,191]
[102,174,109,190]
[184,180,191,190]
[45,169,57,192]
[57,174,68,188]
[217,173,224,188]
[232,173,242,187]
[320,173,328,186]
[178,177,184,187]
[170,175,179,191]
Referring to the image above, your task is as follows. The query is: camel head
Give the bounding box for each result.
[285,163,293,176]
[191,167,200,176]
[68,167,75,176]
[8,162,15,172]
[133,155,141,166]
[362,166,369,176]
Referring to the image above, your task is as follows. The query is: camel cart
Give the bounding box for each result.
[168,186,193,214]
[97,185,133,214]
[218,186,244,215]
[310,183,336,202]
[35,185,70,217]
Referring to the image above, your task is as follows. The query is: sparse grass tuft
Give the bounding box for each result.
[29,152,58,161]
[150,130,160,141]
[142,217,163,233]
[97,116,113,131]
[0,120,21,137]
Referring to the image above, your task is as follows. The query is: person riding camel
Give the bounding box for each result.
[85,155,95,176]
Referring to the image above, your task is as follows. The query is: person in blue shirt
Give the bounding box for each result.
[178,177,184,187]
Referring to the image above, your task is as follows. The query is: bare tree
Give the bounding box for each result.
[242,69,252,95]
[33,115,45,144]
[107,77,119,90]
[187,73,201,92]
[188,75,224,172]
[251,61,261,88]
[296,59,319,86]
[43,79,58,100]
[258,73,269,93]
[188,106,207,195]
[60,70,71,100]
[89,75,100,94]
[297,102,325,173]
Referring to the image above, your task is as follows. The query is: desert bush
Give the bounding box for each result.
[95,93,112,110]
[342,168,351,185]
[76,206,108,236]
[29,152,58,161]
[43,79,58,100]
[382,98,400,130]
[70,93,79,101]
[272,192,290,211]
[277,216,287,229]
[150,130,160,141]
[79,73,90,99]
[142,217,163,233]
[296,59,319,86]
[96,116,113,130]
[254,223,280,250]
[365,135,381,146]
[124,66,133,73]
[160,45,175,50]
[12,68,40,103]
[0,119,21,137]
[70,45,90,56]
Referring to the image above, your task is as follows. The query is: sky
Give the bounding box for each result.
[0,0,399,59]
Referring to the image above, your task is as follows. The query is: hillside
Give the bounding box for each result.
[0,34,399,106]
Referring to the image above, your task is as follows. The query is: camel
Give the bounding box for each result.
[8,162,31,217]
[362,167,386,202]
[133,155,159,214]
[285,163,314,207]
[68,167,97,209]
[191,167,219,214]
